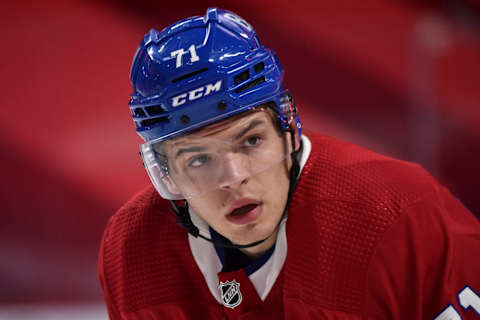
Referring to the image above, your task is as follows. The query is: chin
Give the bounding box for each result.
[230,222,275,245]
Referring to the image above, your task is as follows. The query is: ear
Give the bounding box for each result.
[162,176,181,195]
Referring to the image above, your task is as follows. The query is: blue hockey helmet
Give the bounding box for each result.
[130,8,301,200]
[129,7,300,143]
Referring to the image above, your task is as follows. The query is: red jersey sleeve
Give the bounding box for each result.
[98,216,122,320]
[363,185,480,320]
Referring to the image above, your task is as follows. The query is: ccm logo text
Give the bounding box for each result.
[171,80,222,107]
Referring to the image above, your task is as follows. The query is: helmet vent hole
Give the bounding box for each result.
[234,76,266,93]
[134,108,146,117]
[146,105,166,116]
[180,115,190,124]
[254,62,264,73]
[141,117,168,127]
[218,101,227,111]
[172,68,209,83]
[234,70,250,85]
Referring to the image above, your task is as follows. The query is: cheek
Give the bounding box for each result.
[187,193,224,223]
[270,157,291,186]
[275,160,291,189]
[257,161,291,209]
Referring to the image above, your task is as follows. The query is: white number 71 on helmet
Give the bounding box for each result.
[170,44,200,68]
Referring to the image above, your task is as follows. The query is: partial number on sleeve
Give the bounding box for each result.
[434,286,480,319]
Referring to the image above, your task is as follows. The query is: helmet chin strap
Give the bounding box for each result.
[169,131,301,250]
[169,200,268,249]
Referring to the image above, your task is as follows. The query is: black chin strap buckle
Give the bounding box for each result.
[170,200,200,237]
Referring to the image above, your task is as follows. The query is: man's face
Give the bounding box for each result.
[160,110,292,248]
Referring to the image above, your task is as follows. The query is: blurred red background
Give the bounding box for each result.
[1,0,478,316]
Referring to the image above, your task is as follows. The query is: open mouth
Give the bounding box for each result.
[230,203,259,216]
[226,202,263,225]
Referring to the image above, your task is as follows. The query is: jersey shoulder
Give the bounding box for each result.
[103,185,176,248]
[284,133,444,314]
[99,185,200,315]
[303,133,439,206]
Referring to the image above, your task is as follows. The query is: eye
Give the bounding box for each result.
[188,154,210,168]
[244,135,262,147]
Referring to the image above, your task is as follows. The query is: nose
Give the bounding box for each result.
[218,152,250,190]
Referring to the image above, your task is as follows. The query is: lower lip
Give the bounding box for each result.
[226,204,263,225]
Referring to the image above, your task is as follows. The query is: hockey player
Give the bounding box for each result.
[98,8,480,319]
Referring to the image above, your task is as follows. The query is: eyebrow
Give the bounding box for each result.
[174,119,266,159]
[175,146,207,159]
[233,119,265,141]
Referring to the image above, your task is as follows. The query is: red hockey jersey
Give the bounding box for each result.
[99,134,480,319]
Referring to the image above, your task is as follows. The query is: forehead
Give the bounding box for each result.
[165,109,276,146]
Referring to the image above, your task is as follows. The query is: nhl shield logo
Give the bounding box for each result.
[219,280,242,308]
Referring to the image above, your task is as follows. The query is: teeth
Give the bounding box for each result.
[231,204,257,216]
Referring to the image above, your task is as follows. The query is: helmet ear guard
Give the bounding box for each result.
[273,92,301,152]
[278,92,297,129]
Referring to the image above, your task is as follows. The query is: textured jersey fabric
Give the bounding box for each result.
[99,133,480,319]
